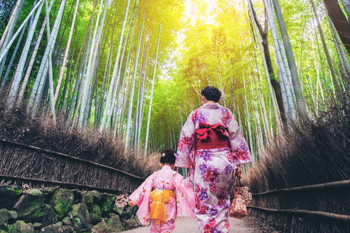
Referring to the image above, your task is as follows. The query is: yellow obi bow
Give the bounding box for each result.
[149,189,175,224]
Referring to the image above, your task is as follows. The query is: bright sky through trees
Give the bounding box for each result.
[0,0,349,158]
[184,0,219,25]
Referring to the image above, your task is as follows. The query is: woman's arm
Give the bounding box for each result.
[176,111,196,168]
[226,109,253,165]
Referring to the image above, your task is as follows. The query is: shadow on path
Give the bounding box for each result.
[124,217,260,233]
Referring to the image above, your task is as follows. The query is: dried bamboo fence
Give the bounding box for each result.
[246,99,350,232]
[248,179,350,232]
[247,181,350,230]
[0,138,145,194]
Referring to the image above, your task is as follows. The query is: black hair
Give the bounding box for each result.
[201,86,221,103]
[160,148,176,165]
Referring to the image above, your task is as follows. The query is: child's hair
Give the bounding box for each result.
[160,148,176,164]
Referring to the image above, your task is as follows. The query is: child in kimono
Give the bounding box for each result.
[128,148,195,233]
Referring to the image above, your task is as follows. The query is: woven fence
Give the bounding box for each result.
[0,101,159,194]
[0,139,146,193]
[245,97,350,232]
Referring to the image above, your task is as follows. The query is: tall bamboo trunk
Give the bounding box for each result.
[125,14,145,148]
[110,2,139,133]
[27,0,67,116]
[249,6,282,135]
[312,36,327,111]
[119,76,131,136]
[341,0,350,18]
[1,18,29,90]
[59,45,75,112]
[272,0,308,119]
[243,76,255,160]
[328,17,350,79]
[0,0,43,65]
[16,0,55,108]
[78,0,108,128]
[65,3,95,125]
[322,0,350,56]
[310,0,342,98]
[137,73,147,149]
[100,0,132,131]
[0,0,26,81]
[311,19,333,106]
[135,43,150,149]
[54,0,80,105]
[112,3,138,133]
[133,39,147,149]
[7,0,45,110]
[248,0,286,124]
[0,0,26,53]
[264,0,296,122]
[144,23,161,157]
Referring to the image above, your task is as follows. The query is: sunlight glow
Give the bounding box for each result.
[184,0,219,26]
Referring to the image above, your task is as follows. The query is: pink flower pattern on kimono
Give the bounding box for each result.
[129,166,195,232]
[176,103,252,170]
[209,184,216,193]
[234,149,249,161]
[176,103,252,233]
[204,169,218,182]
[149,218,175,233]
[198,150,212,162]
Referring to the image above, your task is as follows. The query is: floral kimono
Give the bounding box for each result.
[176,102,252,233]
[129,165,195,233]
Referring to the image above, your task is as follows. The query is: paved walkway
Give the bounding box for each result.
[124,217,260,233]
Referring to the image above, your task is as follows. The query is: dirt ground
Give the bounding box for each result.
[123,216,261,233]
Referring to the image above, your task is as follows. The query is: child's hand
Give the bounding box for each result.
[128,201,137,207]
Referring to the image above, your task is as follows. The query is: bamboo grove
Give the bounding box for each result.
[0,0,349,159]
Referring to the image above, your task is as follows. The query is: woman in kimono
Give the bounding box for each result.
[176,86,252,233]
[129,148,195,233]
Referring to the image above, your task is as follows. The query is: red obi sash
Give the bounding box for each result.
[195,122,230,150]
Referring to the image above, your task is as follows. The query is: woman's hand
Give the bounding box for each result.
[128,201,137,207]
[235,165,242,178]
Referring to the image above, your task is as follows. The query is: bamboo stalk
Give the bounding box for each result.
[125,14,145,148]
[0,0,25,51]
[79,0,107,128]
[248,3,282,135]
[0,174,126,194]
[144,22,162,157]
[248,205,350,222]
[272,0,308,119]
[0,0,44,64]
[1,19,29,90]
[252,179,350,196]
[7,0,45,110]
[0,138,145,180]
[16,0,55,108]
[112,3,139,133]
[53,0,80,104]
[100,0,132,131]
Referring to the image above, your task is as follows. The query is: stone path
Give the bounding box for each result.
[124,217,260,233]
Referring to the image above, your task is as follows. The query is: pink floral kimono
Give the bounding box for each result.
[176,103,252,233]
[129,165,195,233]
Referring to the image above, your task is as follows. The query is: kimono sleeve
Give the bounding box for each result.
[129,173,155,225]
[129,173,153,206]
[176,111,196,168]
[226,110,253,166]
[173,173,195,218]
